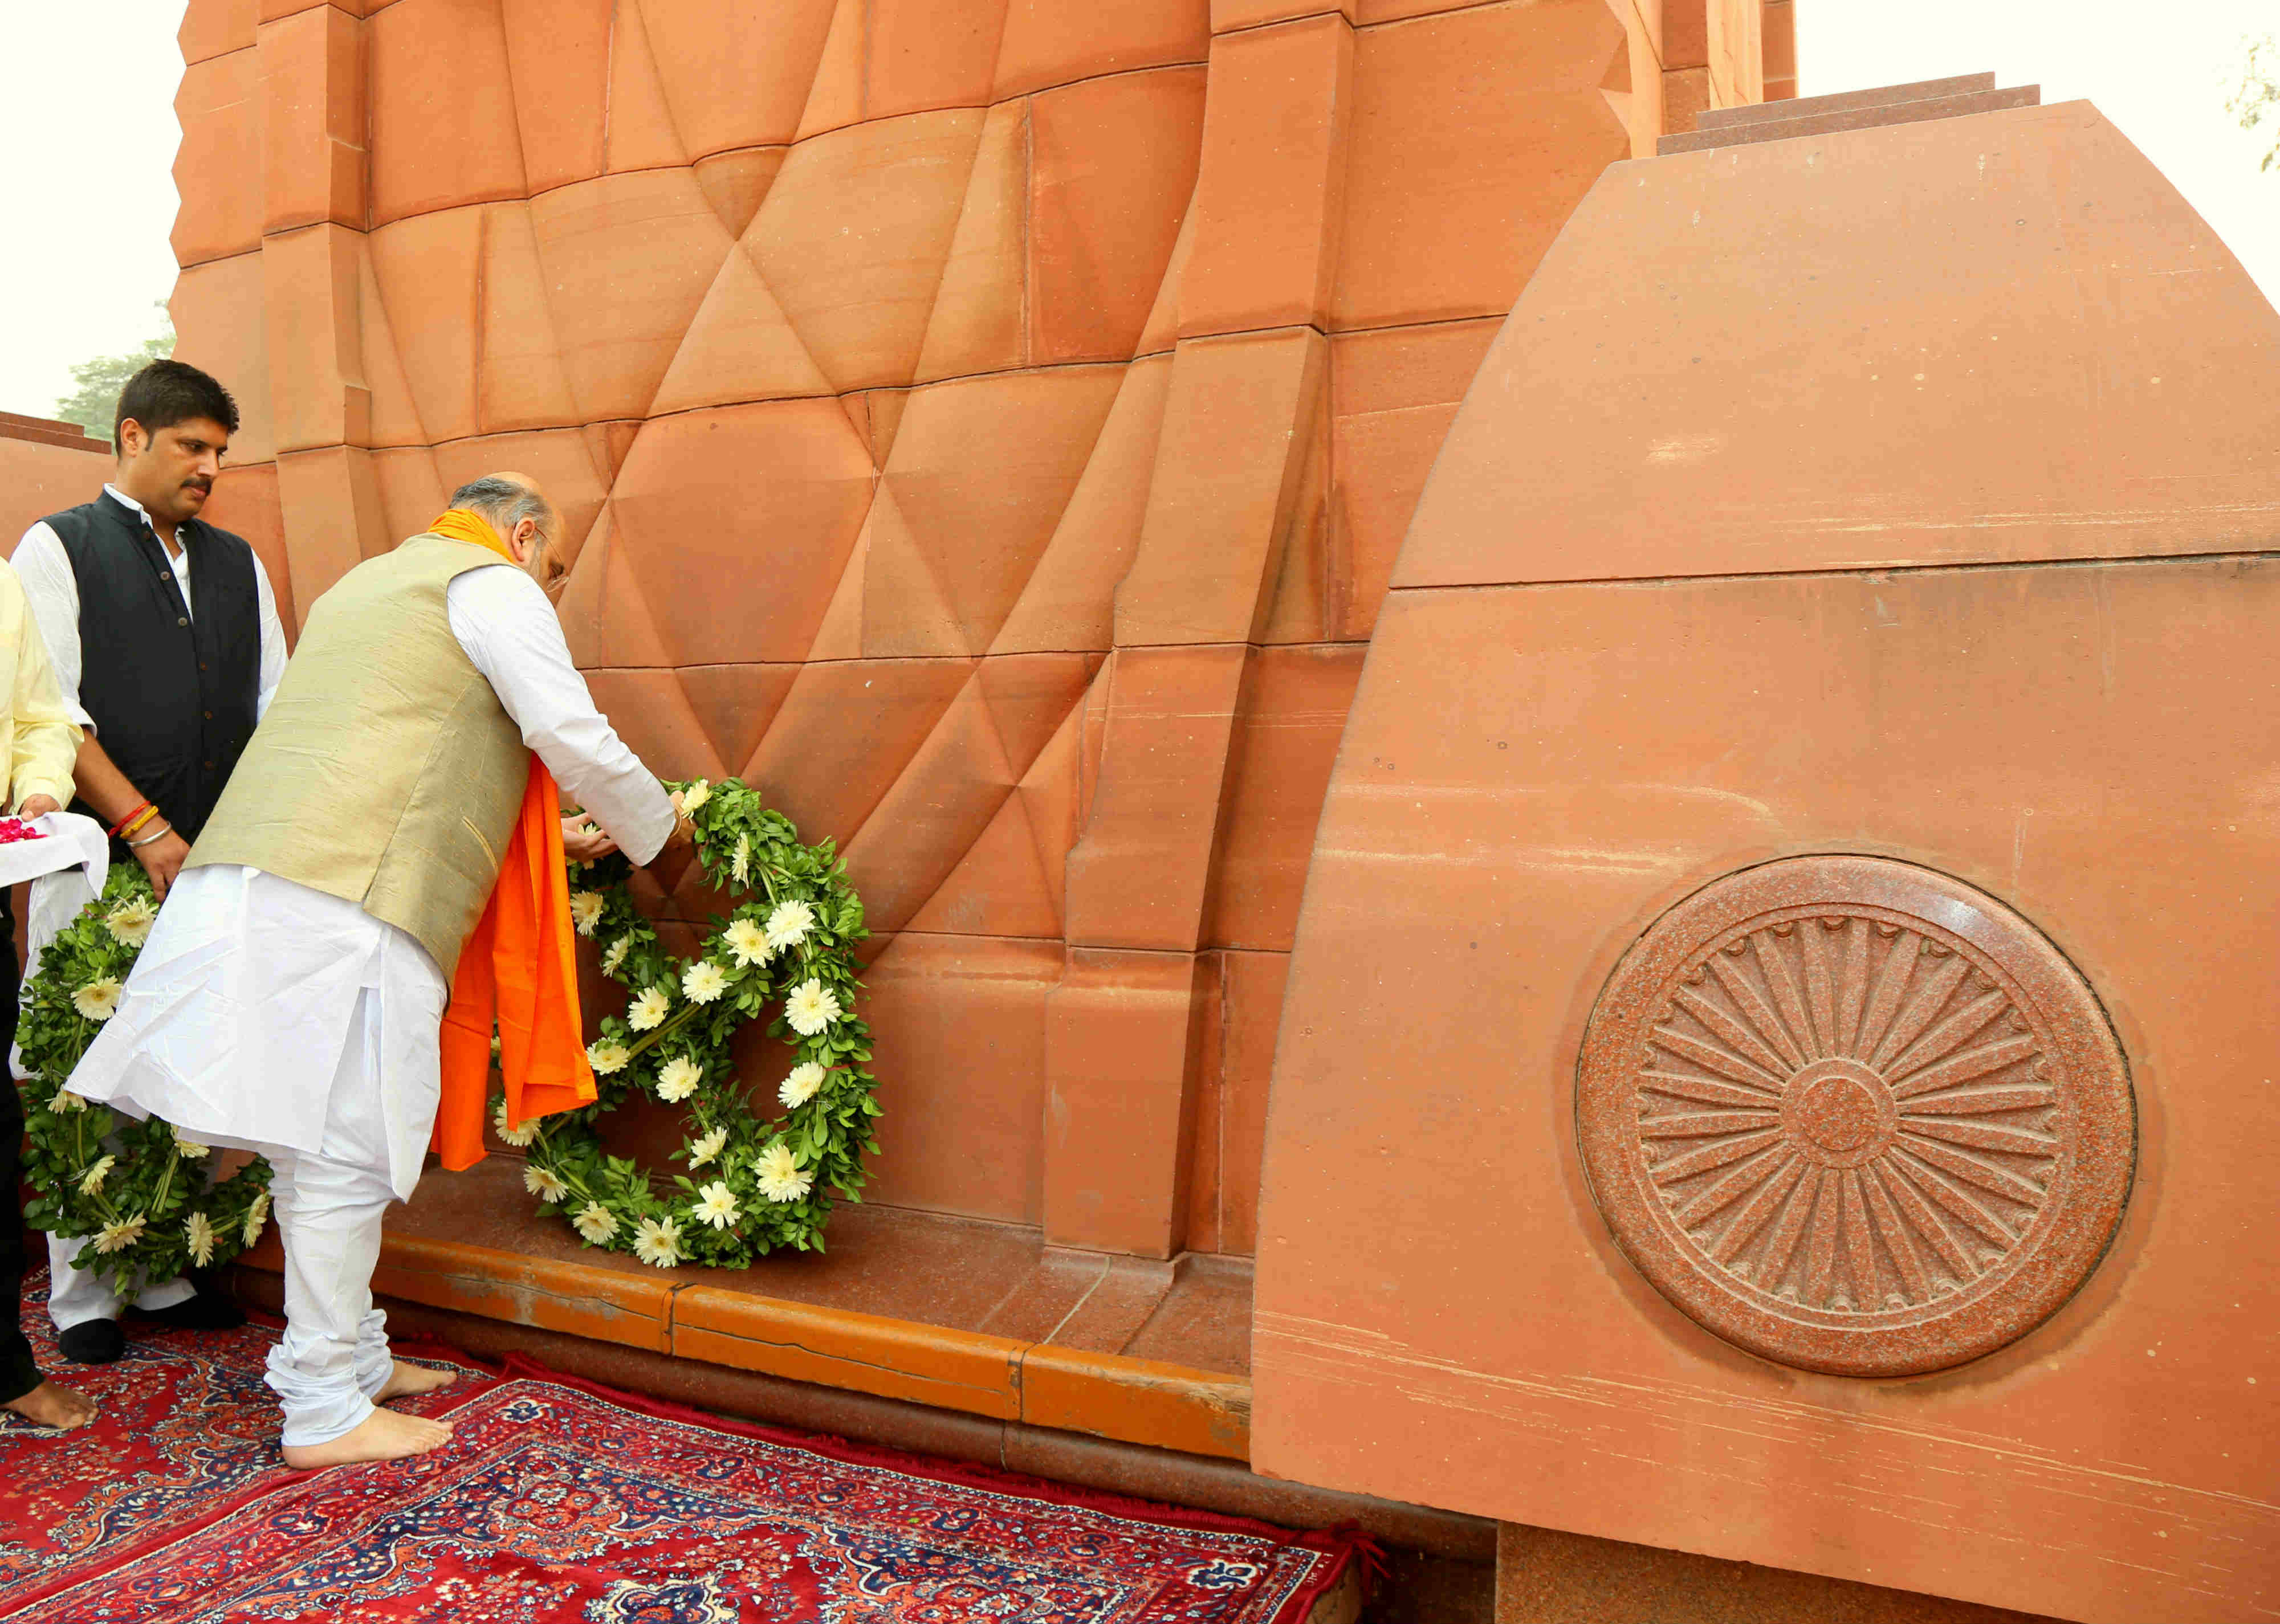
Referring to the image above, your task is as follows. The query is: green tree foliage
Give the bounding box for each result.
[51,304,173,448]
[2231,34,2279,174]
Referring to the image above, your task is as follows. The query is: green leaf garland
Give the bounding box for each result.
[17,868,273,1296]
[508,777,882,1267]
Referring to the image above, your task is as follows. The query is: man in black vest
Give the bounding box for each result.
[13,358,287,1364]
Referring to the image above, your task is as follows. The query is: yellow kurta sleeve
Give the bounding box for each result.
[0,560,82,809]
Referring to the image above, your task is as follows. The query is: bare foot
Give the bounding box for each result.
[281,1406,452,1470]
[4,1380,97,1430]
[375,1358,458,1404]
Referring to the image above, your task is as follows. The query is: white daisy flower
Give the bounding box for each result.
[93,1215,146,1255]
[78,1154,116,1197]
[692,1180,741,1230]
[172,1131,210,1159]
[572,1202,619,1244]
[687,1127,728,1169]
[72,977,123,1022]
[656,1055,703,1103]
[779,1062,826,1109]
[523,1164,570,1203]
[764,899,815,951]
[569,891,605,936]
[601,935,631,976]
[48,1090,84,1113]
[632,1214,685,1268]
[104,897,156,946]
[628,986,671,1031]
[730,834,751,884]
[242,1191,271,1246]
[681,960,728,1004]
[185,1209,218,1268]
[493,1096,540,1147]
[784,978,840,1037]
[755,1142,813,1205]
[723,919,771,967]
[587,1039,631,1075]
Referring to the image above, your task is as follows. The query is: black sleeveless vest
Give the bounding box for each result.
[40,492,262,844]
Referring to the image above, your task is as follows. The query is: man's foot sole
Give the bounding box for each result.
[3,1380,97,1430]
[282,1407,452,1470]
[376,1360,458,1404]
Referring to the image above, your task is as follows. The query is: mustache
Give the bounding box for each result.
[182,478,213,492]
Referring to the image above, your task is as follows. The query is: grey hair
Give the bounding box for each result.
[447,475,550,535]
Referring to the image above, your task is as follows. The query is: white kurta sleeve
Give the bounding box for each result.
[251,550,288,718]
[11,523,93,732]
[445,564,677,864]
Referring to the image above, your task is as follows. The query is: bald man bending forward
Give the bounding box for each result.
[68,474,691,1467]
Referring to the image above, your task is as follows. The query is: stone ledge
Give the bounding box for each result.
[238,1227,1254,1459]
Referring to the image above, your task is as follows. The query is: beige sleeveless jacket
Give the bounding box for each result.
[185,534,528,980]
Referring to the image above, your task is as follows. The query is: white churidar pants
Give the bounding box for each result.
[68,864,448,1445]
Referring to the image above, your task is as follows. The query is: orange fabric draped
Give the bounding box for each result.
[430,508,596,1169]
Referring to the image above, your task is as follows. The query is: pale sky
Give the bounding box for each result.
[0,1,2271,419]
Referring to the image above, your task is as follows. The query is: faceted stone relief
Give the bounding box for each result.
[1577,855,2135,1377]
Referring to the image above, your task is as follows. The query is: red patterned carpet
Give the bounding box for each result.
[0,1276,1361,1622]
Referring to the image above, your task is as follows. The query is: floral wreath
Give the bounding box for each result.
[508,776,882,1268]
[17,869,273,1296]
[20,778,880,1288]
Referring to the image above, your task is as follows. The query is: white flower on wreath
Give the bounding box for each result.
[242,1192,271,1247]
[687,1127,728,1169]
[628,986,671,1031]
[755,1142,813,1205]
[632,1214,685,1268]
[94,1215,146,1255]
[78,1154,116,1197]
[569,891,605,936]
[523,1164,570,1204]
[723,919,770,968]
[104,897,156,947]
[48,1089,84,1114]
[784,978,840,1037]
[764,899,815,952]
[672,780,711,816]
[172,1128,210,1159]
[730,834,751,885]
[573,1201,619,1244]
[588,1038,630,1076]
[656,1055,703,1103]
[185,1209,218,1268]
[693,1180,741,1230]
[493,1096,540,1148]
[601,935,630,976]
[681,960,728,1004]
[779,1062,826,1109]
[73,977,123,1022]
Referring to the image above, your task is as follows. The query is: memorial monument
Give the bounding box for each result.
[118,0,2280,1616]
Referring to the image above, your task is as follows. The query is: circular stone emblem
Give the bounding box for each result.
[1575,856,2134,1377]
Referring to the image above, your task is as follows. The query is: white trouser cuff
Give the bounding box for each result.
[46,1234,197,1330]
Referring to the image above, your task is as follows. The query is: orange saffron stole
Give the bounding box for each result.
[428,508,597,1168]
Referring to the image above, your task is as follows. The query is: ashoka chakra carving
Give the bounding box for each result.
[1576,856,2134,1377]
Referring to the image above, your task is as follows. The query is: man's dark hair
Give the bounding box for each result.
[113,359,239,454]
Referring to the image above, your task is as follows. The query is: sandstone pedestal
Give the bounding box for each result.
[1253,97,2280,1624]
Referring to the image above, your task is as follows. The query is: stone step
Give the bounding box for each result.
[1659,83,2040,156]
[235,1153,1256,1459]
[1694,72,1996,132]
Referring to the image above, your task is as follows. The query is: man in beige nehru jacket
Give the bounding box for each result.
[68,473,693,1468]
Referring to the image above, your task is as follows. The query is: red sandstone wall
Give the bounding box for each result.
[0,418,112,558]
[165,0,1765,1259]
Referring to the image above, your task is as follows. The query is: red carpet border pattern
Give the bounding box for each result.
[0,1277,1358,1621]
